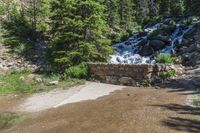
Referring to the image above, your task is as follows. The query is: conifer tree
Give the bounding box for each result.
[159,0,171,16]
[101,0,120,29]
[50,0,112,69]
[170,0,184,17]
[134,0,149,22]
[118,0,136,30]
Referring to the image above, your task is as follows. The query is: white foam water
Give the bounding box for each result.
[110,17,200,64]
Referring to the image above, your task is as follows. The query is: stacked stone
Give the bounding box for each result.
[89,63,181,86]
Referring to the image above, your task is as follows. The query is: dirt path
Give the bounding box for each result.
[15,82,125,112]
[1,86,200,133]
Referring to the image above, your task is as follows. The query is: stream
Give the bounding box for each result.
[109,17,200,64]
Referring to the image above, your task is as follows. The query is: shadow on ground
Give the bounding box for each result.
[155,69,200,96]
[153,67,200,133]
[162,117,200,133]
[153,104,200,133]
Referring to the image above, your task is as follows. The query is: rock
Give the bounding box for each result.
[35,77,43,83]
[187,43,199,53]
[27,74,36,81]
[163,19,173,25]
[149,40,167,51]
[138,32,148,37]
[120,77,135,85]
[155,86,160,89]
[7,63,13,67]
[194,35,199,40]
[178,46,188,54]
[160,24,169,29]
[139,45,154,56]
[107,76,118,84]
[138,39,148,46]
[182,38,191,47]
[49,81,59,85]
[150,35,171,43]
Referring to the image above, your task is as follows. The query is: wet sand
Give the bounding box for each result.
[1,87,200,133]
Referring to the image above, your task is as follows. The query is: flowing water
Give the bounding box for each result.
[109,17,200,64]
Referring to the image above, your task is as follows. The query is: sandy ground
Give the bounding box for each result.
[15,82,125,112]
[1,85,200,133]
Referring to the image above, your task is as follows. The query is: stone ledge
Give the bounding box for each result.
[88,63,181,86]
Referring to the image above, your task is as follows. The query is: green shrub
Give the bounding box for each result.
[155,54,176,64]
[0,70,36,94]
[4,37,32,54]
[0,112,22,130]
[152,16,164,24]
[181,17,197,27]
[169,20,176,26]
[141,80,152,87]
[65,63,89,79]
[159,69,176,81]
[0,69,85,94]
[120,31,130,42]
[111,32,122,43]
[193,95,200,106]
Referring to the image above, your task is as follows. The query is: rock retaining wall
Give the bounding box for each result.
[88,63,178,86]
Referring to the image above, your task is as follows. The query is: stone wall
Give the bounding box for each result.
[88,63,178,86]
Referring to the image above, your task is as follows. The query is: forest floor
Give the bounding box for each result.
[0,84,200,133]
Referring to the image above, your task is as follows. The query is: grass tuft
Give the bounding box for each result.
[193,95,200,106]
[0,69,85,95]
[155,53,176,64]
[0,112,22,130]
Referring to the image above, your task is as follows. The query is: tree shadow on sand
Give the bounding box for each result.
[155,71,200,97]
[162,117,200,133]
[153,104,200,133]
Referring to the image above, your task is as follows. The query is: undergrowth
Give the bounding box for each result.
[0,69,84,94]
[155,54,176,64]
[193,95,200,106]
[0,112,22,131]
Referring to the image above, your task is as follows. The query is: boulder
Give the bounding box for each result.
[160,24,169,29]
[182,38,190,47]
[163,19,174,25]
[138,32,148,37]
[139,45,154,56]
[120,77,135,85]
[150,35,171,43]
[35,77,43,83]
[49,80,59,85]
[138,39,148,46]
[149,40,166,51]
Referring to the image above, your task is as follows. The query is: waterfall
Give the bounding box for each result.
[109,17,200,64]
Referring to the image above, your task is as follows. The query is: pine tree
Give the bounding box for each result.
[184,0,192,15]
[118,0,136,30]
[148,0,158,17]
[134,0,149,22]
[50,0,113,69]
[159,0,171,16]
[187,0,200,15]
[101,0,120,29]
[170,0,184,17]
